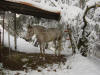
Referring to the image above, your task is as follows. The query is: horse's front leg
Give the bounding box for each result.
[43,43,46,57]
[42,43,46,60]
[40,43,43,57]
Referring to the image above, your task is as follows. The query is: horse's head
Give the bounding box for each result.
[24,25,34,41]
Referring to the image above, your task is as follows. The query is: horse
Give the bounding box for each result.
[25,25,47,47]
[25,25,62,57]
[36,28,62,56]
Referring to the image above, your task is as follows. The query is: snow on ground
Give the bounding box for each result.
[1,25,100,75]
[66,54,100,75]
[2,54,100,75]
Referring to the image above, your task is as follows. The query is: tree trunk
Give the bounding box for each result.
[80,0,86,9]
[67,25,76,54]
[67,0,69,5]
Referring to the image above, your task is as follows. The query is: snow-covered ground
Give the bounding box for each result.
[1,24,100,75]
[2,54,100,75]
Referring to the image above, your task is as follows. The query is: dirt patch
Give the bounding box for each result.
[0,46,66,70]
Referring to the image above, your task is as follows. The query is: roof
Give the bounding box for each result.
[0,0,60,20]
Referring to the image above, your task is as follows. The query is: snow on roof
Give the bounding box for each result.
[6,0,61,13]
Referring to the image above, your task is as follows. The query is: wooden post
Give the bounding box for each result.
[0,11,5,61]
[2,12,5,46]
[0,29,1,62]
[8,23,11,55]
[14,13,17,51]
[0,29,1,49]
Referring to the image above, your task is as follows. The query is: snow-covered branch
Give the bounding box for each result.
[82,3,100,34]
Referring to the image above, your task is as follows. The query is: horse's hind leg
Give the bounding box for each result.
[57,37,62,56]
[53,40,57,56]
[40,43,45,60]
[43,43,46,56]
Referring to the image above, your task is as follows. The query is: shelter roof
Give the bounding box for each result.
[0,0,60,20]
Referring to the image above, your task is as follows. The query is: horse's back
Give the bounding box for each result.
[33,26,46,34]
[34,26,46,30]
[47,28,62,38]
